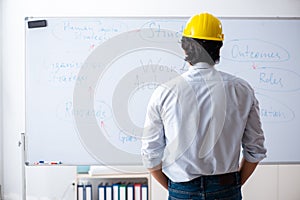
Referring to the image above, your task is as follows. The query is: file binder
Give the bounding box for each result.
[141,185,148,200]
[85,184,92,200]
[112,184,120,200]
[119,185,126,200]
[105,185,113,200]
[98,184,105,200]
[134,183,142,200]
[77,183,84,200]
[127,184,134,200]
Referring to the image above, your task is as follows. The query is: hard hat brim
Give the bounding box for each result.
[182,34,224,41]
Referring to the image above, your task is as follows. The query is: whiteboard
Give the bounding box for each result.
[25,17,300,165]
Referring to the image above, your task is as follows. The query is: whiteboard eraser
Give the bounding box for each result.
[28,20,47,29]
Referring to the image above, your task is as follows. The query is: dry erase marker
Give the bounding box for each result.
[34,161,62,165]
[34,161,45,165]
[49,161,62,165]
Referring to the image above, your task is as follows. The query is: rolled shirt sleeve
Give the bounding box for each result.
[242,96,267,163]
[141,91,166,169]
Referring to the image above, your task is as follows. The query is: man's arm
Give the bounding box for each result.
[240,93,266,185]
[239,158,258,185]
[148,163,168,190]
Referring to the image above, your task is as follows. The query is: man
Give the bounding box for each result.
[141,13,266,199]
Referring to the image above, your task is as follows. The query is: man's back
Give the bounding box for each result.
[142,62,266,182]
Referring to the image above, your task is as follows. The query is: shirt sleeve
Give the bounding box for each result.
[242,94,267,163]
[141,90,166,169]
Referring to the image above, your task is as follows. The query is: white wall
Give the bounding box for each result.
[1,0,300,199]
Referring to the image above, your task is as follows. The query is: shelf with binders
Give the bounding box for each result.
[76,171,151,200]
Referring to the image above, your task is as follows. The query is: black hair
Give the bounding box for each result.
[181,36,223,65]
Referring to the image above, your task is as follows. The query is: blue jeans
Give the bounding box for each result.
[168,172,242,200]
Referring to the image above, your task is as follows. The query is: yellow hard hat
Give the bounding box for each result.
[183,13,224,41]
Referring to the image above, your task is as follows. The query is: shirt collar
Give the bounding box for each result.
[189,62,214,70]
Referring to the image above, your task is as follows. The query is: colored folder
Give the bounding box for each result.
[141,185,148,200]
[98,184,105,200]
[119,185,126,200]
[85,184,92,200]
[105,185,113,200]
[127,184,134,200]
[134,183,142,200]
[112,184,120,200]
[77,184,84,200]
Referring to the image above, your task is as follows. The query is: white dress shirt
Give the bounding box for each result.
[141,62,267,182]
